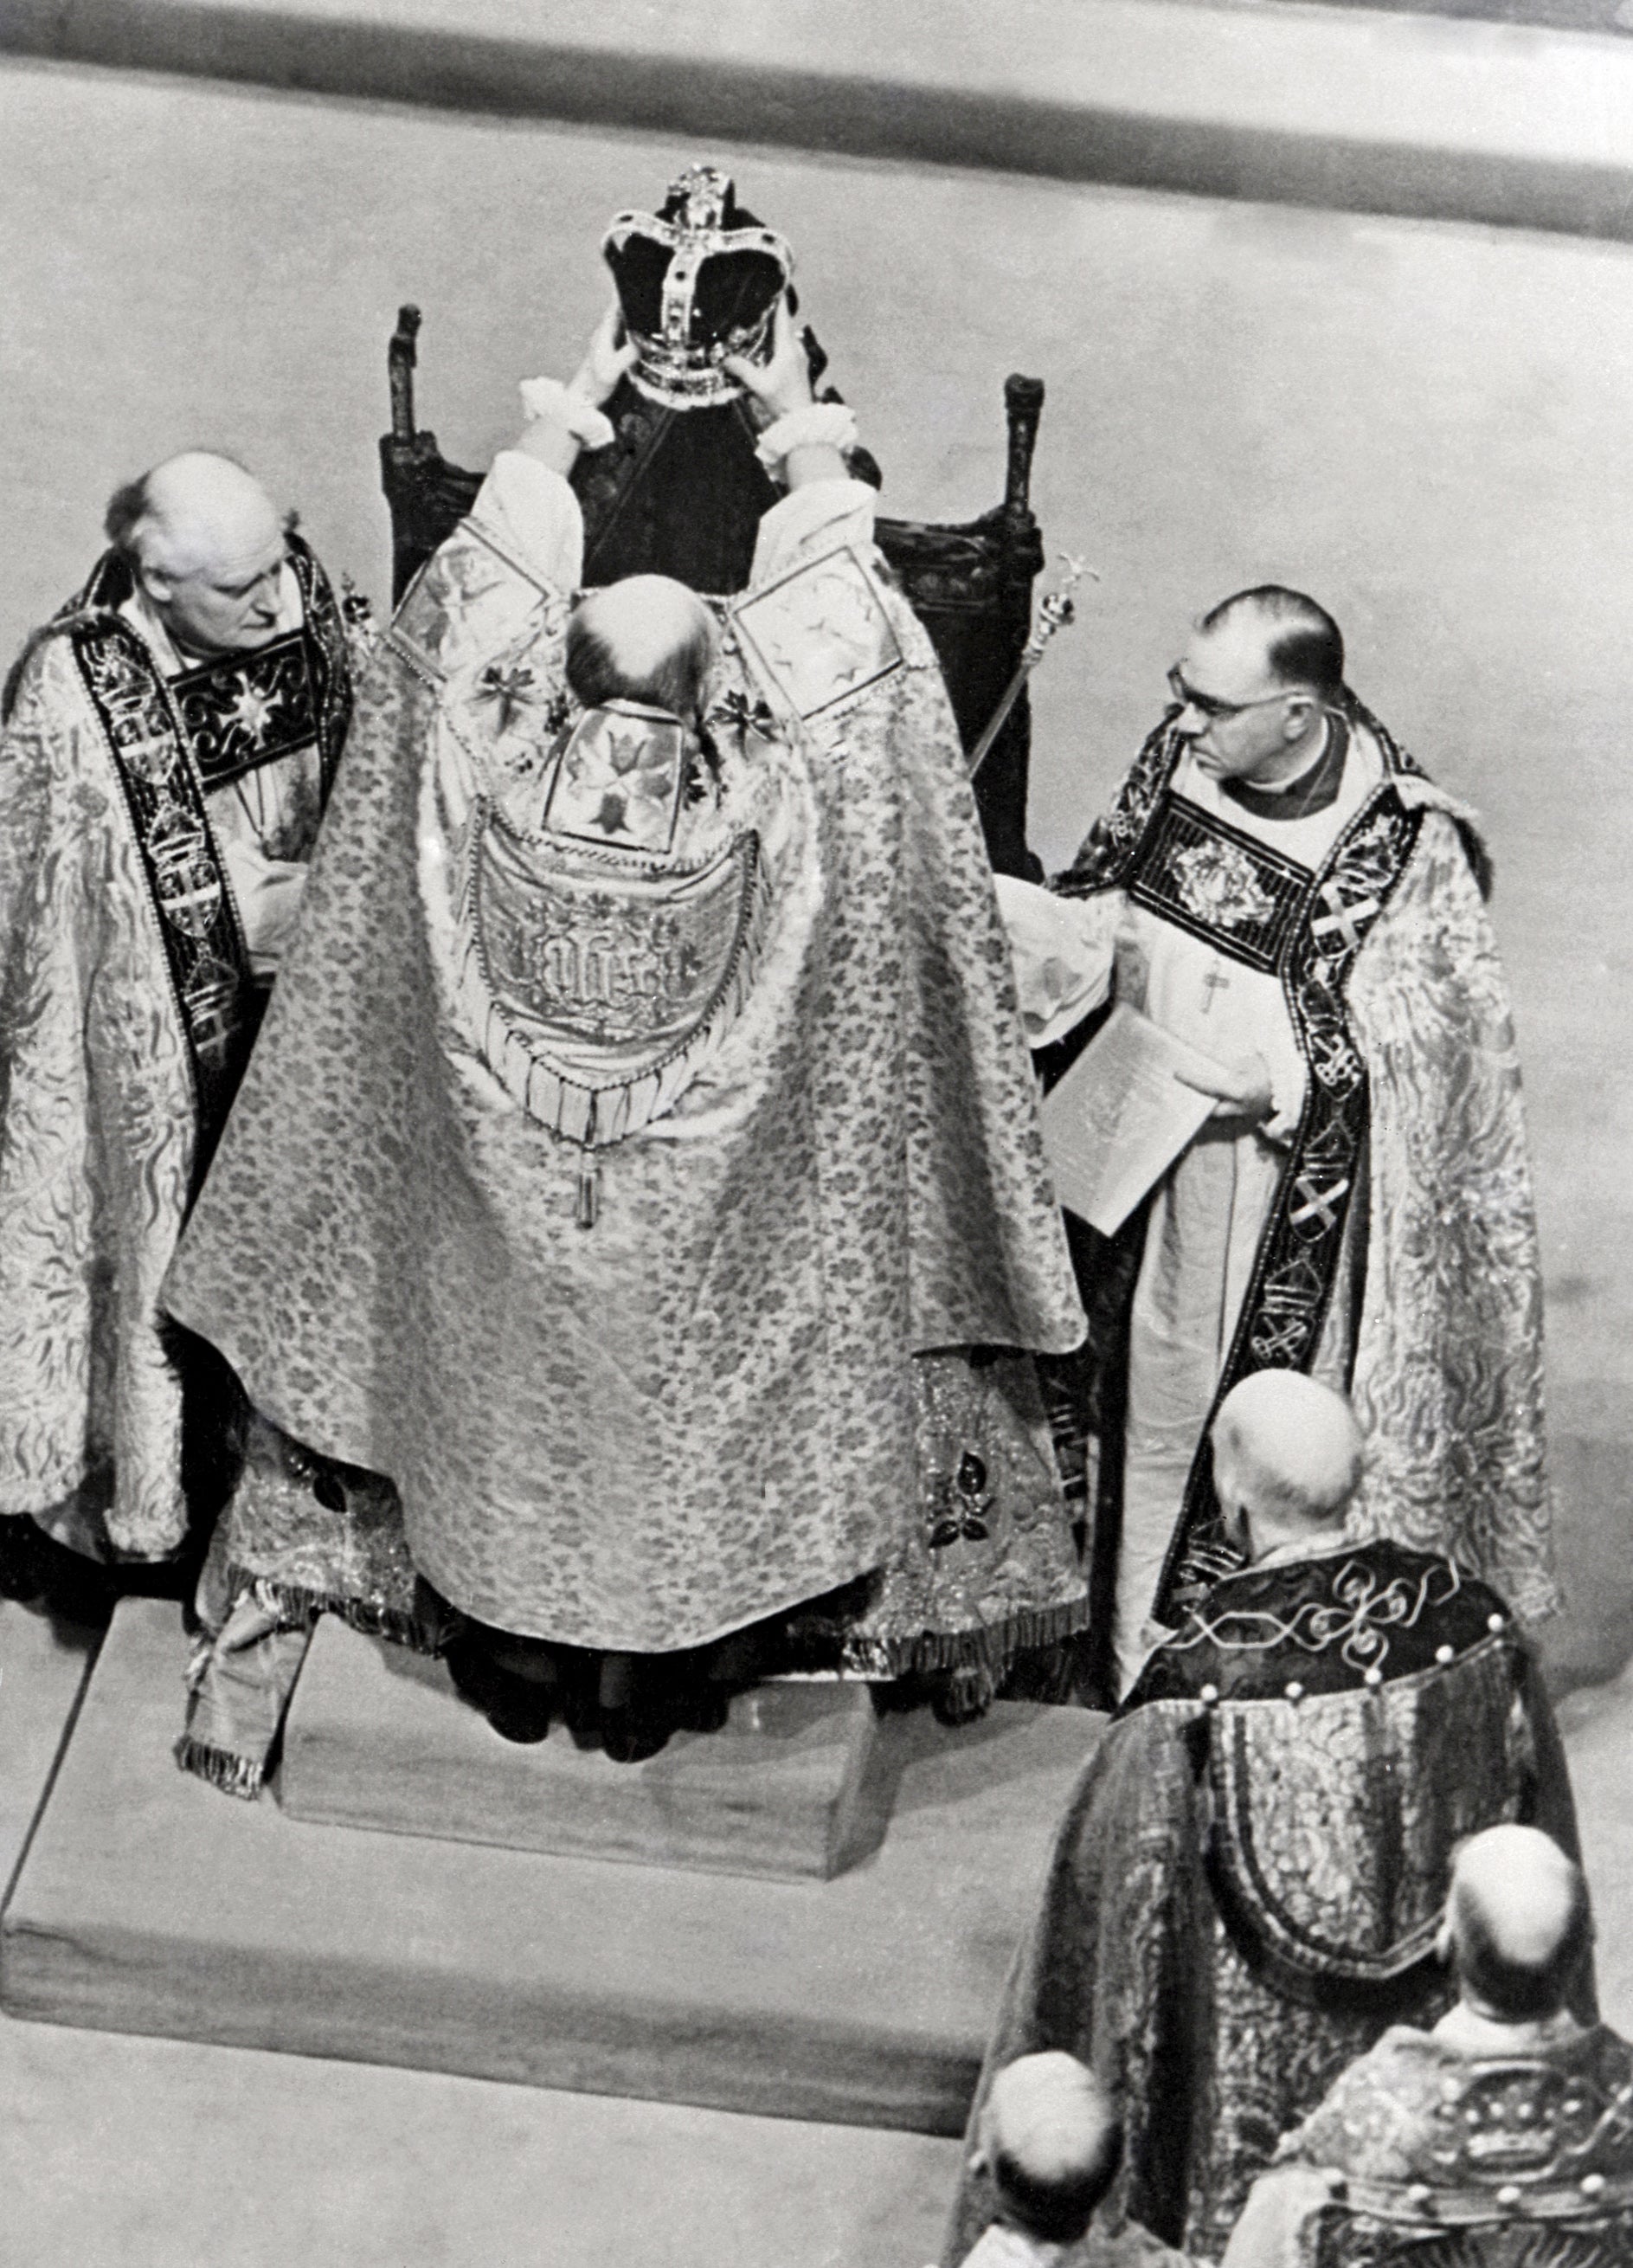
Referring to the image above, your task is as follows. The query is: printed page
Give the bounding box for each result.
[1040,1002,1230,1235]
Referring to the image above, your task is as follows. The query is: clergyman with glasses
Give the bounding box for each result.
[997,583,1556,1700]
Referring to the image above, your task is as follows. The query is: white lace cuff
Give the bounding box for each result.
[517,377,615,451]
[754,401,859,473]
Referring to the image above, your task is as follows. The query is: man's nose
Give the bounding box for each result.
[1174,703,1207,738]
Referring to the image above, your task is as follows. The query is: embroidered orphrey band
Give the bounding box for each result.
[1056,712,1427,1620]
[71,619,256,1144]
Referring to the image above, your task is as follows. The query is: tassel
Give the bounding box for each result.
[575,1153,600,1229]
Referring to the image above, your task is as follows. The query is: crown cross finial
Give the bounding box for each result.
[670,163,733,230]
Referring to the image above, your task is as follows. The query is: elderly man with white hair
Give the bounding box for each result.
[1222,1825,1630,2266]
[0,451,359,1599]
[946,1374,1581,2268]
[949,2050,1190,2266]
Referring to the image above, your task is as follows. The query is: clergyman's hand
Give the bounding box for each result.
[1173,1051,1275,1128]
[722,295,813,422]
[569,301,638,409]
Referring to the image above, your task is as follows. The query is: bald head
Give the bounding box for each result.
[977,2052,1122,2245]
[1199,587,1345,704]
[567,575,717,722]
[106,452,291,659]
[108,453,283,583]
[1211,1372,1362,1556]
[1446,1827,1592,2022]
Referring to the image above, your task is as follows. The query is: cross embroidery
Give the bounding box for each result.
[1290,1175,1351,1235]
[1312,882,1381,956]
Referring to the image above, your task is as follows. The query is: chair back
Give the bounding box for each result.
[378,305,1046,873]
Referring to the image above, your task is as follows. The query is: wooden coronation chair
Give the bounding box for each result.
[378,304,1047,877]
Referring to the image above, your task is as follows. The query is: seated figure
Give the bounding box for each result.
[943,1374,1583,2268]
[162,293,1089,1788]
[1222,1826,1632,2267]
[0,453,358,1613]
[569,161,873,595]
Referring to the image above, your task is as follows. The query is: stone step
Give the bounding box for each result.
[281,1619,884,1880]
[0,1600,1104,2132]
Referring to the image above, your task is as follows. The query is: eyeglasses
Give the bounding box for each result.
[1167,667,1307,722]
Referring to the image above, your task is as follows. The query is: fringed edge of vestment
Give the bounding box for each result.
[456,816,772,1149]
[219,1561,443,1657]
[173,1734,265,1801]
[827,1588,1090,1680]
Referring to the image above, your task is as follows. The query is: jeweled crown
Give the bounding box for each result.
[602,164,794,411]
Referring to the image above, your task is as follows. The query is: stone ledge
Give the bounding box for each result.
[3,0,1632,240]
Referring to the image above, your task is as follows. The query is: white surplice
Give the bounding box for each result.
[1001,725,1383,1693]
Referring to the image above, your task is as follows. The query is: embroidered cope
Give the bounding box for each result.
[163,460,1088,1786]
[0,541,355,1558]
[1223,2011,1633,2266]
[942,1542,1584,2268]
[1000,713,1556,1697]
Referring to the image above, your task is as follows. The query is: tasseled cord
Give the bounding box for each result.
[575,1151,601,1229]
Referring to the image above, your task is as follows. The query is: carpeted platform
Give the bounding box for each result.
[0,1600,1104,2134]
[0,1601,101,1904]
[281,1620,884,1879]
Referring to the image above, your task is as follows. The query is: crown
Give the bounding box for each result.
[602,165,794,411]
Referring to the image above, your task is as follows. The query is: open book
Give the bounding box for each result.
[1039,1002,1231,1235]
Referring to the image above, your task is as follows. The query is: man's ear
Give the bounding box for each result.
[1280,693,1317,742]
[966,2143,991,2180]
[136,561,173,606]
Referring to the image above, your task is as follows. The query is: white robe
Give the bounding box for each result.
[474,447,877,612]
[1001,727,1383,1691]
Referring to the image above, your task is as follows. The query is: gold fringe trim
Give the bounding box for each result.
[458,822,770,1147]
[174,1735,265,1801]
[807,1592,1092,1681]
[222,1561,443,1655]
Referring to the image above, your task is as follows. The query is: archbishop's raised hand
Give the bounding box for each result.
[568,300,639,409]
[722,294,813,422]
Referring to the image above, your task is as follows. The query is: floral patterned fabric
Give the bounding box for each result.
[942,1550,1580,2267]
[1046,714,1558,1653]
[164,495,1085,1666]
[0,630,198,1557]
[1342,805,1556,1626]
[0,555,357,1559]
